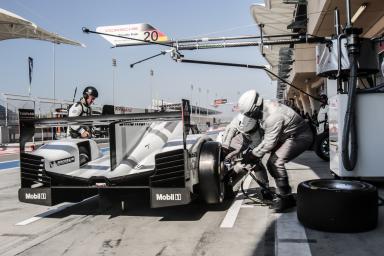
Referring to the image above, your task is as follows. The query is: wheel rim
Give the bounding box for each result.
[321,137,329,157]
[218,161,225,202]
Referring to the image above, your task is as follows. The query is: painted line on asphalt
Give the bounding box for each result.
[220,175,253,228]
[16,204,76,226]
[275,211,313,256]
[16,196,97,226]
[0,160,19,170]
[240,204,255,208]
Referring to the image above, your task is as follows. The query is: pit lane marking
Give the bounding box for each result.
[15,196,97,226]
[275,212,313,256]
[220,175,253,228]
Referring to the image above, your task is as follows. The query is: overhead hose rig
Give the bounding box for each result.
[83,0,383,175]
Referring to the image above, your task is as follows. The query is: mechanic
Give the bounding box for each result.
[68,86,98,138]
[317,94,328,134]
[221,113,274,201]
[237,89,313,212]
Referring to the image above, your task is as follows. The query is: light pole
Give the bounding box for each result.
[198,87,201,123]
[190,84,194,103]
[150,69,154,109]
[53,42,56,105]
[206,89,209,116]
[112,58,117,106]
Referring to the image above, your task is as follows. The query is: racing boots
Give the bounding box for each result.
[270,179,296,213]
[270,194,296,213]
[260,188,274,201]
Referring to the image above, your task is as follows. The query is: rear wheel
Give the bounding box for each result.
[78,145,90,167]
[314,132,329,161]
[198,141,225,204]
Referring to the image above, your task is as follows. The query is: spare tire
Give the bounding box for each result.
[297,179,378,232]
[198,141,225,204]
[78,145,90,167]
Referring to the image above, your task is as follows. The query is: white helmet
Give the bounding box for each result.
[238,90,263,116]
[238,114,257,133]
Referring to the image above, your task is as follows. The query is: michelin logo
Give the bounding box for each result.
[49,156,75,168]
[156,193,182,201]
[25,193,47,200]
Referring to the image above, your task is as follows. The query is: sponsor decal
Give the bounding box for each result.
[155,193,182,201]
[18,109,35,120]
[25,192,47,200]
[119,122,151,127]
[49,156,75,168]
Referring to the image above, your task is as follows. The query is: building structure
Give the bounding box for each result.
[252,0,384,116]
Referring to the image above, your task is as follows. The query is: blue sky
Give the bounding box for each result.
[0,0,274,119]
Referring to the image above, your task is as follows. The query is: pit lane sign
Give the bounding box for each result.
[96,23,169,46]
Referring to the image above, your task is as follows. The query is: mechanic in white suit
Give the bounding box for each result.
[317,94,328,134]
[234,90,313,212]
[68,86,98,138]
[221,113,274,201]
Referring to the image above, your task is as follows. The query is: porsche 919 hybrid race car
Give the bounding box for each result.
[18,100,243,208]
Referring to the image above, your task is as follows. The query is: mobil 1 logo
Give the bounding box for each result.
[150,187,191,208]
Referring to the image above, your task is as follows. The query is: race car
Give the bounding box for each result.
[18,100,245,208]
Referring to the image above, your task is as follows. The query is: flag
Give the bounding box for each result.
[28,57,33,95]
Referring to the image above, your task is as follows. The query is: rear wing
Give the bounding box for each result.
[19,100,191,170]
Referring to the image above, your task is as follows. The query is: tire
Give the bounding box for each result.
[314,132,329,161]
[198,141,225,204]
[78,145,90,167]
[297,179,378,232]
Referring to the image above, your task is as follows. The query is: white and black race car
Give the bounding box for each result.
[18,100,243,208]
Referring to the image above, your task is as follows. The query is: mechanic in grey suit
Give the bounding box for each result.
[236,90,313,212]
[221,113,273,201]
[68,86,98,138]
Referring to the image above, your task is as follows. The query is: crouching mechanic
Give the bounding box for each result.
[221,113,274,201]
[237,90,313,212]
[68,86,98,138]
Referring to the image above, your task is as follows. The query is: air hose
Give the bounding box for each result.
[341,40,359,171]
[239,169,291,205]
[240,173,269,205]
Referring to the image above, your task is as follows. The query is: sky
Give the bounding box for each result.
[0,0,275,119]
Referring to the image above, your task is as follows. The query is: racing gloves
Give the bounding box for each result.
[241,149,259,165]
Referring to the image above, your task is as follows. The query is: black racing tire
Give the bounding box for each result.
[78,145,90,167]
[198,141,225,204]
[314,132,329,161]
[297,179,378,232]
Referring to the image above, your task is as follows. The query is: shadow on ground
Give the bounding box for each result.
[44,189,234,222]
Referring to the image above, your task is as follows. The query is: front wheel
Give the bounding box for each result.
[198,141,225,204]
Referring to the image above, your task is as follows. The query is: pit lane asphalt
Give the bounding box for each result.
[0,150,383,256]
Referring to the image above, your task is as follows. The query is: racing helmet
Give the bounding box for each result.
[238,114,257,133]
[238,90,263,118]
[83,86,99,99]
